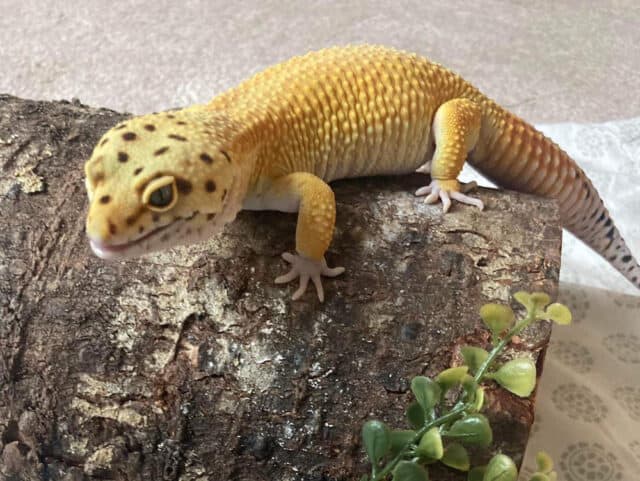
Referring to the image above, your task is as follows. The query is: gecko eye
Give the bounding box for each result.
[142,176,178,212]
[150,185,173,207]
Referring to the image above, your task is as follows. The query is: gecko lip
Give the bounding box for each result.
[89,211,201,259]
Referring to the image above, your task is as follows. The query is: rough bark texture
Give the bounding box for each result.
[0,95,561,481]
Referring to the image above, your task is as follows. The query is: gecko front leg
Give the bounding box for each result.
[248,172,344,301]
[415,98,484,212]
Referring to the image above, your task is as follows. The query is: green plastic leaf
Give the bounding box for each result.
[530,292,551,310]
[468,466,486,481]
[436,366,469,393]
[535,451,554,473]
[411,376,441,413]
[492,358,536,397]
[407,402,426,429]
[544,303,572,325]
[361,420,390,464]
[528,474,550,481]
[389,429,417,456]
[461,346,490,373]
[483,454,517,481]
[461,374,478,395]
[393,460,429,481]
[514,291,533,310]
[441,443,470,471]
[416,427,443,460]
[514,291,551,316]
[446,414,493,447]
[480,304,515,336]
[472,387,485,412]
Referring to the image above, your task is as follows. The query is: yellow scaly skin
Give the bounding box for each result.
[84,45,640,301]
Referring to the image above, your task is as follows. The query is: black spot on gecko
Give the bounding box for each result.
[154,146,169,156]
[622,255,632,263]
[200,153,214,164]
[100,138,109,146]
[134,167,143,175]
[205,180,216,192]
[152,213,160,222]
[176,120,187,125]
[220,150,232,163]
[139,225,145,233]
[222,189,227,201]
[167,114,176,119]
[604,218,612,228]
[99,195,111,204]
[114,124,127,130]
[176,178,192,194]
[168,134,187,142]
[207,214,215,220]
[632,276,638,283]
[605,227,615,240]
[122,132,137,141]
[160,233,170,242]
[597,212,606,223]
[144,124,156,131]
[118,152,129,163]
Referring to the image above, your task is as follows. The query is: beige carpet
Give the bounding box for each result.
[1,1,639,122]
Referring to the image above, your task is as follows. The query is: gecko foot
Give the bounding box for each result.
[275,252,345,302]
[415,179,484,213]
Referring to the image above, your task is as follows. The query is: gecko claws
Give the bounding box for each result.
[275,252,345,302]
[416,179,484,212]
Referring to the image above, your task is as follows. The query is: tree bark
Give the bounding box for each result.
[0,95,561,481]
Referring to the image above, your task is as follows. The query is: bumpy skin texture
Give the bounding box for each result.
[84,45,640,299]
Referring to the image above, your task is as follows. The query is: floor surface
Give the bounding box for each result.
[1,1,638,121]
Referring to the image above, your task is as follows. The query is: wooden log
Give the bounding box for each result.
[0,95,561,481]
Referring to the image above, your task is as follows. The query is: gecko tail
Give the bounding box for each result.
[469,107,640,290]
[563,173,640,290]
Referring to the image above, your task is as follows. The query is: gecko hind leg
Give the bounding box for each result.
[415,98,484,213]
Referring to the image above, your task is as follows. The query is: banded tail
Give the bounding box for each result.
[469,100,640,290]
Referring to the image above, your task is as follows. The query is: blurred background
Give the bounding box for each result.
[1,0,638,121]
[2,1,639,479]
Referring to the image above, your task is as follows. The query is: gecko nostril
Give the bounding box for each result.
[108,220,117,236]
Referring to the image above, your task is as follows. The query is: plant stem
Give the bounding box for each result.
[473,309,536,383]
[372,404,469,481]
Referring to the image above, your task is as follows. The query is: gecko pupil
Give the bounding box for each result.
[149,185,173,208]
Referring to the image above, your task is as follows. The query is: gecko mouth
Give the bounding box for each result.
[89,211,200,259]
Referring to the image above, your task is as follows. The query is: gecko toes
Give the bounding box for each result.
[416,179,483,213]
[275,252,344,302]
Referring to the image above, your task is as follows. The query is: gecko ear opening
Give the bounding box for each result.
[142,176,178,212]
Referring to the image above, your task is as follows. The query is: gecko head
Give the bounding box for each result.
[84,108,246,260]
